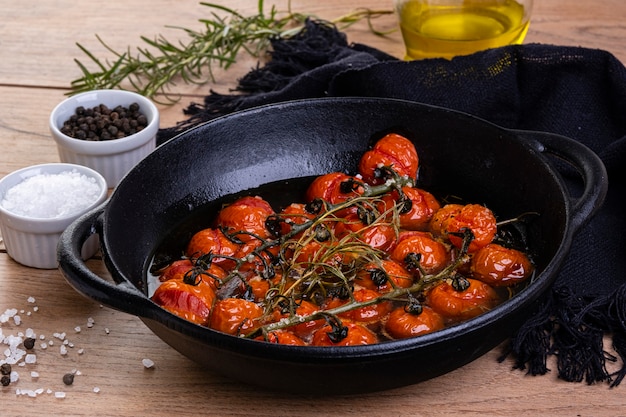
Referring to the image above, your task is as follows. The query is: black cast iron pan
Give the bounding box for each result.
[57,98,607,394]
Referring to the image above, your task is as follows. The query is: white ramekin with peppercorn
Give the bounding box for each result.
[49,89,159,187]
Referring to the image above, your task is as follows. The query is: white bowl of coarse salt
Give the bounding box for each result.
[0,163,107,269]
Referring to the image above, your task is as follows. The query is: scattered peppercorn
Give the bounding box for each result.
[60,102,149,141]
[1,363,11,375]
[1,375,10,387]
[62,372,75,386]
[23,337,36,350]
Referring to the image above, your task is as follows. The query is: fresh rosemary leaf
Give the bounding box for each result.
[68,1,393,103]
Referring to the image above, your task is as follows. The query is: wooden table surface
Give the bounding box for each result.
[1,1,625,415]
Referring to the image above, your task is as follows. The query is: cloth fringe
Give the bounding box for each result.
[502,283,626,387]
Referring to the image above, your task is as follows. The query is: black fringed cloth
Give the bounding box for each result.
[159,20,626,386]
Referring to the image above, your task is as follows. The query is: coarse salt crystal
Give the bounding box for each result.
[54,391,66,399]
[142,358,155,369]
[0,170,101,219]
[25,354,36,364]
[93,387,101,393]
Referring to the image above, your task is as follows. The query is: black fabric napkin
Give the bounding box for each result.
[158,20,626,386]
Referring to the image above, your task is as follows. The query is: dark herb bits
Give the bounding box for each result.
[60,102,148,141]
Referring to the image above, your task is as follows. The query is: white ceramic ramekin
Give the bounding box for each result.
[49,89,160,188]
[0,163,108,269]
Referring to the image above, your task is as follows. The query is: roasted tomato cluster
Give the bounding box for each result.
[150,133,535,346]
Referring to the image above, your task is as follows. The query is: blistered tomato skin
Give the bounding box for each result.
[471,243,534,286]
[356,259,413,293]
[305,172,364,204]
[209,298,264,336]
[255,330,306,346]
[311,322,378,346]
[214,196,275,242]
[432,204,497,253]
[151,275,219,326]
[381,187,440,231]
[358,133,419,185]
[390,231,451,275]
[334,212,397,252]
[327,288,392,325]
[186,227,240,268]
[427,278,499,321]
[429,204,463,237]
[277,203,316,237]
[274,300,326,339]
[385,306,444,339]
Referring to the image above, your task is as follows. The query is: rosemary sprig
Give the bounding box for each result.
[69,0,394,102]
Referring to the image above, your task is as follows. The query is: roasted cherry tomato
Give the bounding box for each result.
[428,204,463,237]
[384,306,444,339]
[305,172,364,205]
[209,297,264,336]
[274,300,326,339]
[380,186,440,231]
[246,274,271,302]
[255,330,306,346]
[151,262,220,326]
[426,278,499,321]
[186,227,240,270]
[390,231,450,275]
[326,288,392,325]
[276,203,316,237]
[334,212,396,252]
[233,239,280,275]
[470,243,534,287]
[292,240,356,269]
[358,133,419,185]
[356,259,413,293]
[311,321,378,346]
[430,204,497,253]
[214,196,275,242]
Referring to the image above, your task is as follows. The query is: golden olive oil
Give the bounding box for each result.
[397,0,531,60]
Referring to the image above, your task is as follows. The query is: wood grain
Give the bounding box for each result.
[1,1,625,415]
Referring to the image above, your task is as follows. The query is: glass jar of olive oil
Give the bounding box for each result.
[395,0,533,60]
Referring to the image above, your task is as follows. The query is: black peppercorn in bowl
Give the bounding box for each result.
[57,98,607,395]
[49,89,159,188]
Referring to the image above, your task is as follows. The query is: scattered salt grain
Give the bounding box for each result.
[27,297,36,304]
[0,170,102,219]
[142,358,155,369]
[74,326,81,333]
[30,371,39,379]
[24,354,36,364]
[59,345,68,356]
[54,391,66,399]
[77,348,85,355]
[93,387,101,393]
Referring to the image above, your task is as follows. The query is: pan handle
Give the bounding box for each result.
[513,129,608,233]
[57,204,157,318]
